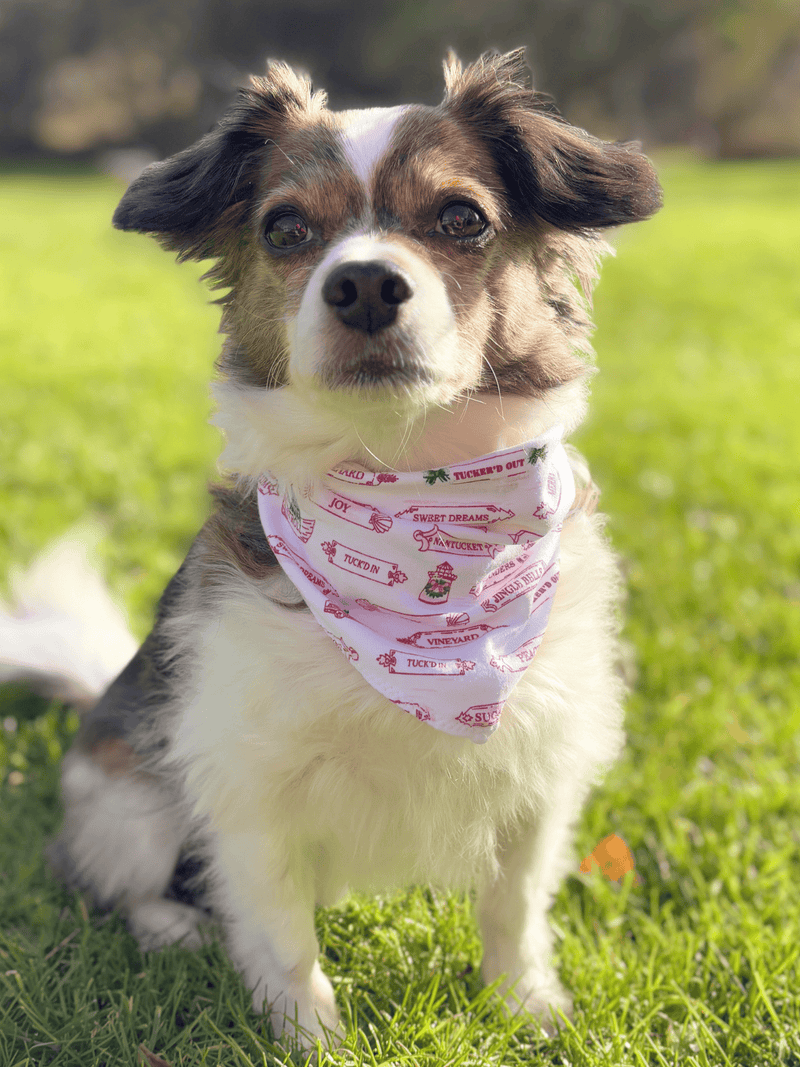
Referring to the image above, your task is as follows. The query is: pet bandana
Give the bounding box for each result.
[257,426,575,743]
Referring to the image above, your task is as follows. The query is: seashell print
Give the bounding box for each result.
[369,511,393,533]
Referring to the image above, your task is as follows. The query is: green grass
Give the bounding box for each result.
[1,158,799,1066]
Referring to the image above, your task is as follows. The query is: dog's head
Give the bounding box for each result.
[114,50,660,469]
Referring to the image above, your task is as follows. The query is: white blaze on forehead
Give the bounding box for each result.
[339,106,409,186]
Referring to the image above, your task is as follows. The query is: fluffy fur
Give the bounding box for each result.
[22,49,661,1049]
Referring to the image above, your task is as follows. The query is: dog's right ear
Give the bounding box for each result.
[113,62,325,260]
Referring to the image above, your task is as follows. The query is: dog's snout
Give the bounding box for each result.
[322,261,413,333]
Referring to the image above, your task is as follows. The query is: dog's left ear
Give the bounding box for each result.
[443,49,662,230]
[113,62,325,259]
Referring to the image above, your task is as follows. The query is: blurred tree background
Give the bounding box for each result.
[1,0,798,164]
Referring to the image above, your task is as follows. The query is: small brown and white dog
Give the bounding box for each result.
[13,49,662,1047]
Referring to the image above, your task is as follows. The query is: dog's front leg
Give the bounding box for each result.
[213,830,340,1049]
[478,789,579,1035]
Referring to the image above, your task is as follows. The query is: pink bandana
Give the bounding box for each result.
[257,427,575,743]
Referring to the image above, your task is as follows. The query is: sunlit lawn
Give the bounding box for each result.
[1,158,799,1066]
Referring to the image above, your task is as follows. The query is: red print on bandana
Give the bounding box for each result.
[330,468,399,486]
[317,488,393,533]
[394,503,514,525]
[418,561,458,604]
[323,600,349,619]
[413,525,503,558]
[397,622,498,649]
[281,493,316,543]
[320,541,407,587]
[490,634,546,672]
[376,650,475,676]
[270,537,339,598]
[456,703,503,728]
[478,561,557,614]
[394,701,432,721]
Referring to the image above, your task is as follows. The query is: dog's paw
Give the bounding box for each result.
[257,961,343,1052]
[517,984,572,1037]
[128,898,207,952]
[496,971,573,1038]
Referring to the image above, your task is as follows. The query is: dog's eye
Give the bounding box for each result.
[265,212,311,249]
[436,203,487,239]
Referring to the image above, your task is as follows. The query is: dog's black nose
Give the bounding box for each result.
[322,261,413,333]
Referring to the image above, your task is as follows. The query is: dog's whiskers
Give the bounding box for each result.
[352,425,401,472]
[480,353,505,417]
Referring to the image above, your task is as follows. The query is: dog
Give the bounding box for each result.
[19,48,661,1048]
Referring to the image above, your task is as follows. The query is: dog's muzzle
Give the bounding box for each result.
[322,260,414,334]
[290,236,458,395]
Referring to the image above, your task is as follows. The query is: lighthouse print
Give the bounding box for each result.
[419,561,457,604]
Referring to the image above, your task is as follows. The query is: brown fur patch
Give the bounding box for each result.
[90,738,139,776]
[202,481,279,582]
